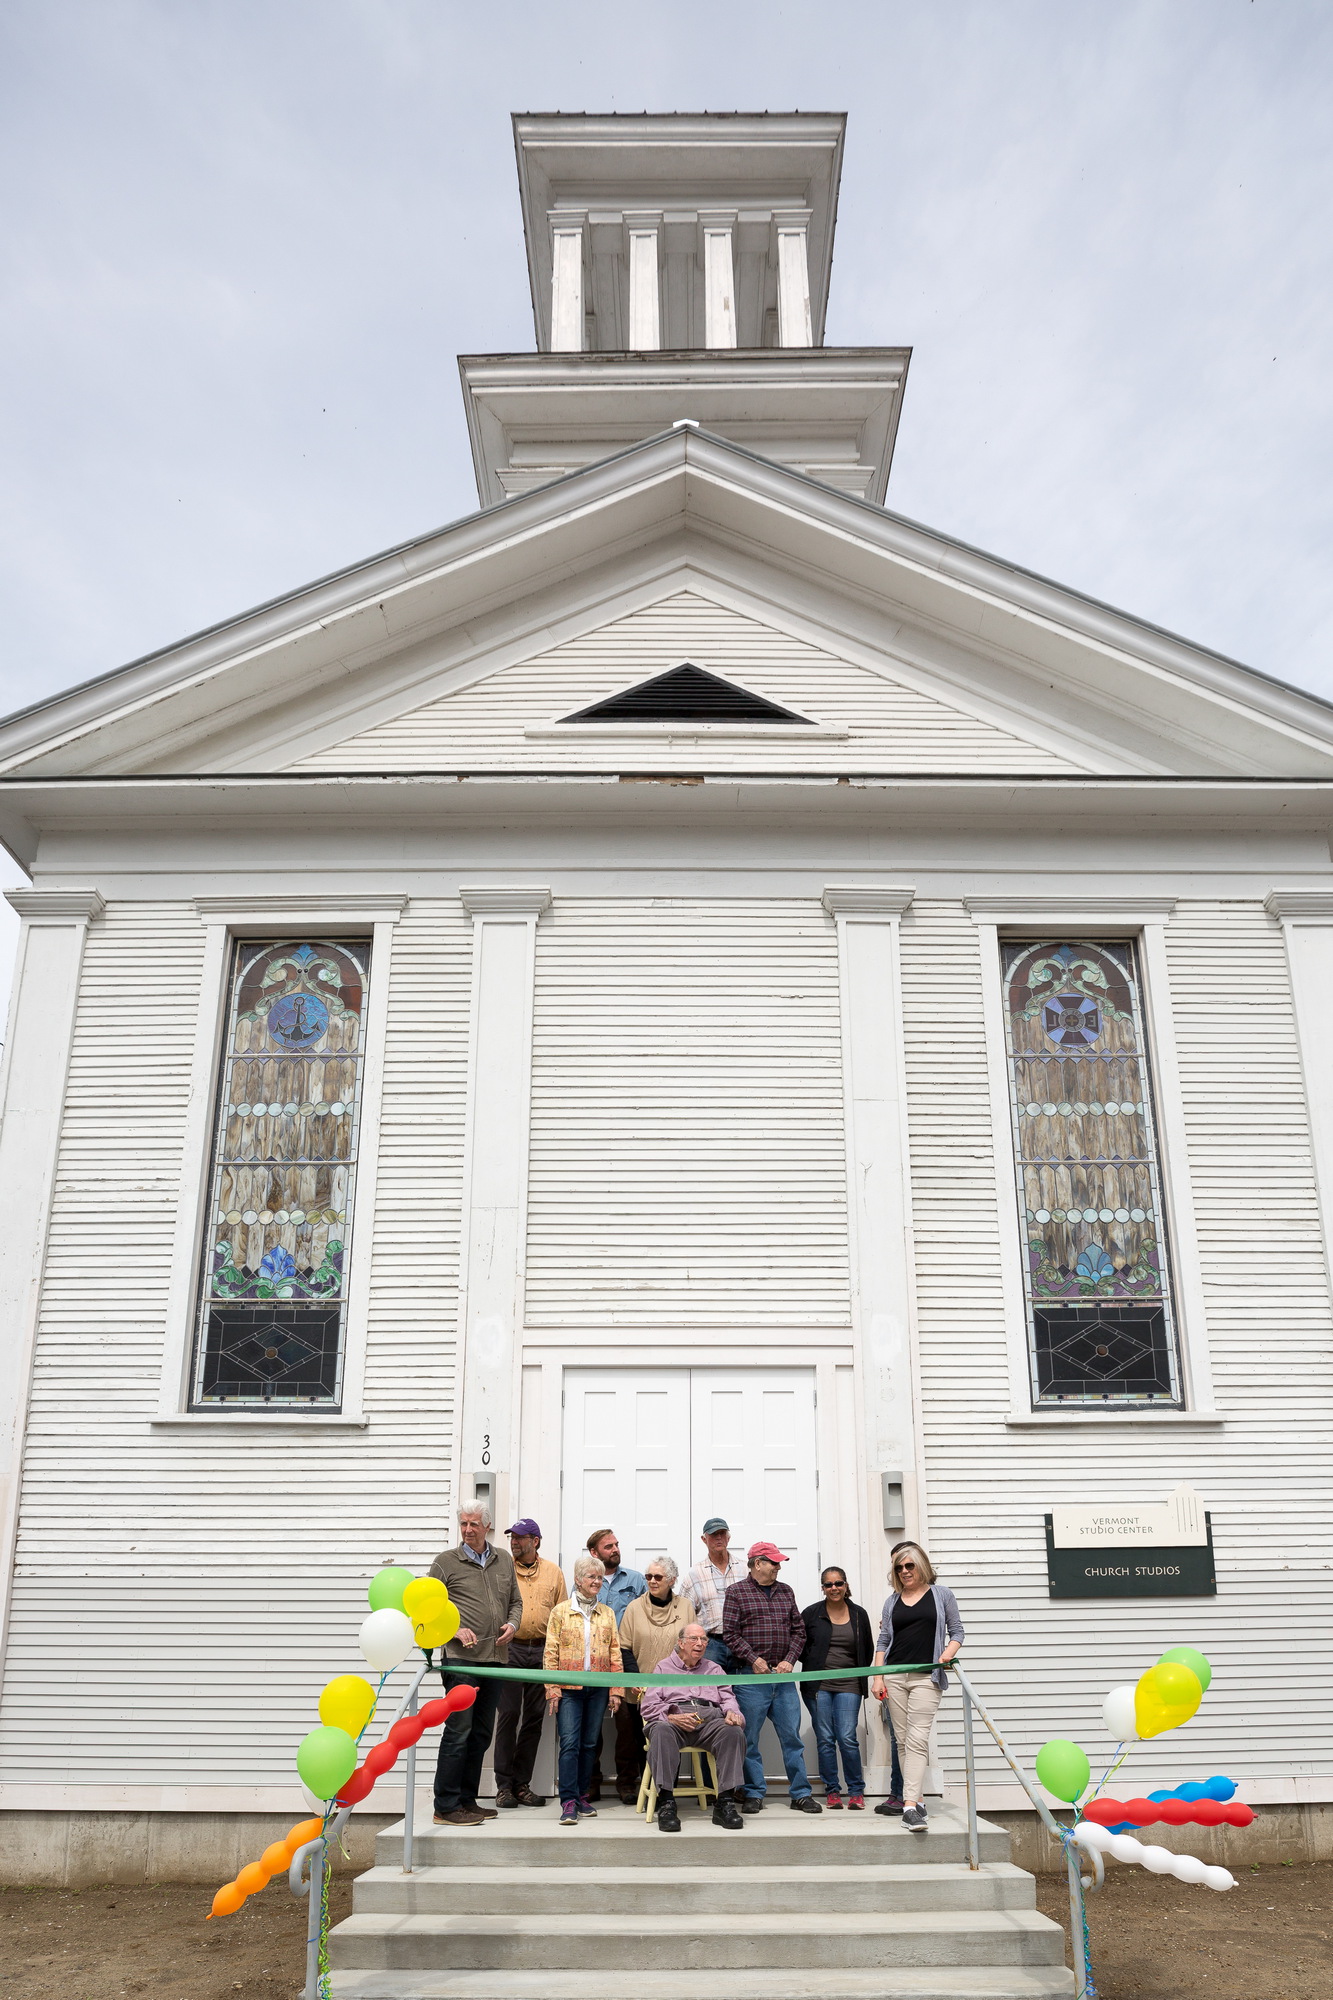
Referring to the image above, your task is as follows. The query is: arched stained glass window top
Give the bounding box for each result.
[1001,939,1182,1405]
[189,938,371,1408]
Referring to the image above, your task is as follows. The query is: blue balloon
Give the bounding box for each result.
[1147,1788,1172,1802]
[1204,1775,1236,1801]
[1177,1782,1206,1801]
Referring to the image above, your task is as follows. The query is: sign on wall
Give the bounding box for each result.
[1045,1485,1217,1597]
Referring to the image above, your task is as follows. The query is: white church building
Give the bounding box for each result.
[1,111,1331,1877]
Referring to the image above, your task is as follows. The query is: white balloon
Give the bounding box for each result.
[1202,1865,1236,1892]
[1172,1853,1207,1884]
[1073,1822,1111,1853]
[1139,1843,1176,1874]
[1101,1685,1139,1739]
[1108,1833,1145,1864]
[359,1607,413,1671]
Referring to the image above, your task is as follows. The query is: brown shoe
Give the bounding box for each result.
[470,1804,499,1818]
[514,1785,547,1807]
[434,1807,487,1825]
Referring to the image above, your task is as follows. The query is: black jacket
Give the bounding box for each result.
[799,1598,875,1703]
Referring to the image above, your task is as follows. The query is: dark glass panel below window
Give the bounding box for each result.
[196,1304,343,1405]
[1033,1302,1179,1404]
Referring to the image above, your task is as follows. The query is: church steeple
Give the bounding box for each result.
[458,111,910,509]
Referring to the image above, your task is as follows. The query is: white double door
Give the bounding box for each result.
[560,1366,820,1613]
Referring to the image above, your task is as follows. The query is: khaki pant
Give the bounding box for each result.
[883,1673,941,1804]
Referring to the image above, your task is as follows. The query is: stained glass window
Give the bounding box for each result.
[190,939,371,1408]
[1001,940,1182,1405]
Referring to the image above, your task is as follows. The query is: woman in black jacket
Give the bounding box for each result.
[800,1567,875,1807]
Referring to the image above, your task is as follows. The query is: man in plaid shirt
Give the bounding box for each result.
[722,1541,821,1814]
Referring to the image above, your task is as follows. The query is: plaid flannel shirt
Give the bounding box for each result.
[722,1575,807,1670]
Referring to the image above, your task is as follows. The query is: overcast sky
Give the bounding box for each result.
[0,0,1331,992]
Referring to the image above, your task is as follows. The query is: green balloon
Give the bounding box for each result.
[1035,1737,1091,1803]
[1159,1645,1211,1694]
[297,1725,357,1799]
[367,1566,415,1613]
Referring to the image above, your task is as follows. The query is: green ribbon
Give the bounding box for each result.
[424,1656,953,1687]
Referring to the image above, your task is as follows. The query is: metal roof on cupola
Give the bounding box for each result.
[459,111,910,509]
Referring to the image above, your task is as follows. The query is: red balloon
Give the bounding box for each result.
[336,1768,375,1806]
[417,1698,449,1728]
[445,1684,477,1713]
[363,1743,397,1778]
[1082,1794,1254,1831]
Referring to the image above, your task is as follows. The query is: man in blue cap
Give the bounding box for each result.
[494,1518,566,1807]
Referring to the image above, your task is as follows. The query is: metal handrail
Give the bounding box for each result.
[952,1662,1091,2000]
[289,1656,434,2000]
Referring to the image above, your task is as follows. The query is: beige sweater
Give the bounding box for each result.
[617,1591,693,1704]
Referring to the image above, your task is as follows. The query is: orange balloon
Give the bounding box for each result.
[208,1881,246,1918]
[261,1840,291,1875]
[284,1817,324,1858]
[236,1861,270,1897]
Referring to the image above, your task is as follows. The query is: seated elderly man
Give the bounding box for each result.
[639,1622,746,1832]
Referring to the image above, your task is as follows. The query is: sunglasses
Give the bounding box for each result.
[894,1562,918,1574]
[645,1572,667,1580]
[821,1578,847,1589]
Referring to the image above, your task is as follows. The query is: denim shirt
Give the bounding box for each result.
[597,1564,647,1620]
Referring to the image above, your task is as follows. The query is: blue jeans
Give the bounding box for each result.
[556,1687,608,1804]
[735,1678,811,1800]
[879,1698,906,1798]
[705,1636,738,1673]
[812,1689,864,1795]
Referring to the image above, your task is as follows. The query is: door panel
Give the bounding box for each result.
[560,1368,692,1574]
[690,1368,819,1613]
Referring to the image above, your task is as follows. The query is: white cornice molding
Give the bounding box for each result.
[822,884,915,918]
[1265,888,1333,923]
[5,887,104,923]
[458,885,553,919]
[964,895,1177,929]
[193,893,407,928]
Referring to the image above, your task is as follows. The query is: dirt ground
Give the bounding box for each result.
[1034,1858,1333,2000]
[0,1859,1329,1998]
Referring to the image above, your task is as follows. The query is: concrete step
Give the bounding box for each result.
[374,1803,1010,1870]
[352,1860,1037,1916]
[329,1974,1075,2000]
[327,1909,1068,1973]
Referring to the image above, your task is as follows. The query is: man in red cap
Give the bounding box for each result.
[722,1542,820,1814]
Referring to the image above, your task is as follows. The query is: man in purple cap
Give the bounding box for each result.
[494,1519,566,1807]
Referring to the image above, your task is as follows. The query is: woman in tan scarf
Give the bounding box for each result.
[618,1556,693,1733]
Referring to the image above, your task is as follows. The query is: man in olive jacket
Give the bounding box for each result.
[429,1504,523,1825]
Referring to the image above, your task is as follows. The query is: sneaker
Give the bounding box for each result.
[577,1795,598,1817]
[656,1791,681,1833]
[847,1795,866,1810]
[495,1788,518,1809]
[789,1794,823,1814]
[740,1796,765,1815]
[468,1804,498,1818]
[902,1803,928,1831]
[825,1790,844,1809]
[433,1807,486,1826]
[559,1801,579,1826]
[712,1790,744,1830]
[874,1796,904,1816]
[514,1785,547,1807]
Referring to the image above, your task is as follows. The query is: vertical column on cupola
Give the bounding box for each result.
[775,209,815,346]
[625,213,661,351]
[549,213,586,352]
[701,212,738,348]
[662,212,697,348]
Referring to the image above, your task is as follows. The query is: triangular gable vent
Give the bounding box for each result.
[561,663,810,724]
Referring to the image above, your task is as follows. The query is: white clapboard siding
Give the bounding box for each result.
[899,898,1333,1794]
[525,898,851,1326]
[0,898,473,1788]
[289,592,1081,775]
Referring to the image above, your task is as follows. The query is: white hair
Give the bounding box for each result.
[649,1554,678,1585]
[458,1501,493,1530]
[573,1554,606,1589]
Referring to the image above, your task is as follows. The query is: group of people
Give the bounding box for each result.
[428,1505,963,1834]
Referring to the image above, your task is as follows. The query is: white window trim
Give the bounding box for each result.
[964,896,1219,1423]
[152,895,406,1426]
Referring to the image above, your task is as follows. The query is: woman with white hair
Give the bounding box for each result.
[868,1543,963,1832]
[543,1555,624,1826]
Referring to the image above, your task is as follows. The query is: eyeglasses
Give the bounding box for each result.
[645,1572,667,1580]
[895,1562,918,1575]
[821,1579,847,1589]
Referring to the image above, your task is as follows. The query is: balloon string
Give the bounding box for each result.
[355,1671,391,1748]
[1057,1817,1097,2000]
[1086,1741,1129,1807]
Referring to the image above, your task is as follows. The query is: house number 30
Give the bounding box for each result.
[481,1434,491,1466]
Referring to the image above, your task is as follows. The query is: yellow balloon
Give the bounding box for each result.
[402,1577,448,1622]
[1133,1661,1202,1738]
[416,1601,461,1647]
[318,1674,377,1738]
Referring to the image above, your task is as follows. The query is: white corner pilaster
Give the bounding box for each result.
[456,886,551,1535]
[550,220,585,353]
[702,220,737,348]
[1267,890,1333,1300]
[775,214,813,346]
[626,219,661,350]
[822,885,922,1570]
[0,887,103,1686]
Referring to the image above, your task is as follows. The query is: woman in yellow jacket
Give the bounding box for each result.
[544,1554,624,1825]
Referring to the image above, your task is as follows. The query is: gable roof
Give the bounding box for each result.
[3,425,1333,782]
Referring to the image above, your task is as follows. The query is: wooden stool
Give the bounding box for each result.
[636,1746,719,1817]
